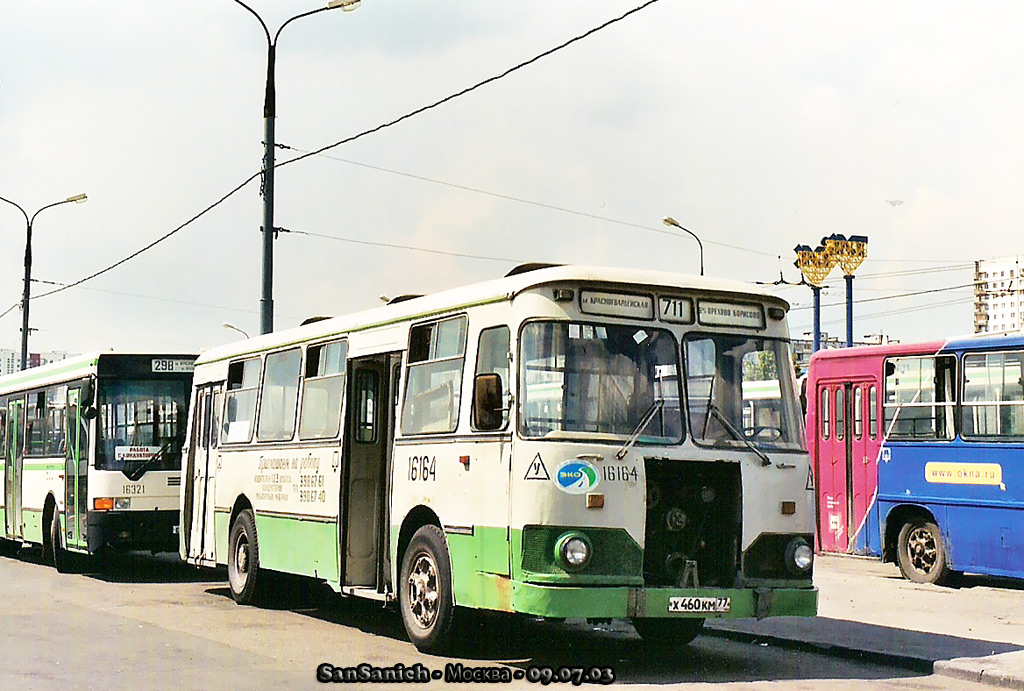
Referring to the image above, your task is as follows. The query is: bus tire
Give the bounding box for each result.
[50,511,71,574]
[399,525,457,654]
[896,518,949,585]
[228,509,264,605]
[632,617,704,646]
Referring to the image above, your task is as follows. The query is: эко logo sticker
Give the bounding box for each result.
[554,460,600,494]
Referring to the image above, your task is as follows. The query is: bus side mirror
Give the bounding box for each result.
[473,373,504,431]
[83,406,98,420]
[82,379,95,407]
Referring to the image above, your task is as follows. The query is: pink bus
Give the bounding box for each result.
[805,341,945,555]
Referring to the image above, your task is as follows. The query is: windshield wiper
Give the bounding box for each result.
[616,399,664,460]
[707,404,772,467]
[122,437,179,482]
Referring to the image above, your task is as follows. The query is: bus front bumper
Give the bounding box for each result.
[508,582,818,620]
[87,510,179,553]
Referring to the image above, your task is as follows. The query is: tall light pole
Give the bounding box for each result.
[233,0,361,336]
[0,193,88,370]
[662,216,704,276]
[794,242,837,353]
[824,234,869,348]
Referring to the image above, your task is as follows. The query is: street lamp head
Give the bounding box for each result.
[327,0,360,10]
[66,193,87,204]
[662,216,679,228]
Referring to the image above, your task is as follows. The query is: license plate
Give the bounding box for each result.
[668,596,731,613]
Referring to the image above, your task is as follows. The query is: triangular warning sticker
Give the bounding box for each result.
[806,465,815,491]
[524,453,550,480]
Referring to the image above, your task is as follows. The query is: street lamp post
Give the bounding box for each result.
[823,234,869,348]
[662,216,704,276]
[794,242,838,353]
[0,193,88,370]
[233,0,360,336]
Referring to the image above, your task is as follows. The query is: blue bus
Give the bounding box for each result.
[807,333,1024,584]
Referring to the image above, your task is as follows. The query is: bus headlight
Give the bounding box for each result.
[785,538,813,575]
[555,533,592,570]
[114,498,132,511]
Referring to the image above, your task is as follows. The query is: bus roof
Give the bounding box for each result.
[0,351,194,396]
[196,264,792,366]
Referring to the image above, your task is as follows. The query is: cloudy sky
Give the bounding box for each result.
[1,1,1019,357]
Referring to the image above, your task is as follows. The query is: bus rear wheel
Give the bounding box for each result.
[228,509,264,605]
[632,617,705,646]
[399,525,457,654]
[896,518,949,585]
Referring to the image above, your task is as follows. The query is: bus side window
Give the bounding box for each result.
[472,326,510,431]
[0,407,5,458]
[868,385,878,439]
[853,386,863,439]
[835,386,845,441]
[401,316,468,435]
[257,348,303,442]
[821,388,830,440]
[223,357,261,444]
[299,340,347,440]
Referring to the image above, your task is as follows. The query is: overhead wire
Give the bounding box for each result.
[7,0,666,315]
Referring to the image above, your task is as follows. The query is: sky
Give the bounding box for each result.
[1,0,1021,357]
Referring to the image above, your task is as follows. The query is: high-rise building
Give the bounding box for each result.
[974,256,1024,334]
[0,348,73,376]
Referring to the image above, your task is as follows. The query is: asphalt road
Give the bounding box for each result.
[0,549,1001,690]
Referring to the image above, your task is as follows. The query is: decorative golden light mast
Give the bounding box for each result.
[794,235,868,351]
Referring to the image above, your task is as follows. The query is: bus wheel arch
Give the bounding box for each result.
[43,493,70,573]
[395,505,443,583]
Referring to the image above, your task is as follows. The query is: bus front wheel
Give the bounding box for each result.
[399,525,457,654]
[228,509,264,605]
[896,518,949,585]
[632,617,705,646]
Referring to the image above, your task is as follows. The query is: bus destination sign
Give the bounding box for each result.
[697,301,765,329]
[579,290,654,320]
[152,358,195,373]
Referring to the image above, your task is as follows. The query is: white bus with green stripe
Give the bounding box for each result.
[181,264,817,652]
[0,352,195,570]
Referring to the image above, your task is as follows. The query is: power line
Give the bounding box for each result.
[277,227,527,263]
[790,282,976,311]
[277,145,777,257]
[7,0,665,317]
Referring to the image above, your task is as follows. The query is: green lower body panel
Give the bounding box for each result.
[508,582,818,620]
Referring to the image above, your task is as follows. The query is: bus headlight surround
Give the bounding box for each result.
[114,498,132,511]
[555,532,592,570]
[785,537,813,575]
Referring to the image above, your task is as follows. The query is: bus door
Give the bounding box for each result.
[184,384,220,562]
[65,388,89,549]
[5,399,23,540]
[817,380,874,553]
[340,353,399,589]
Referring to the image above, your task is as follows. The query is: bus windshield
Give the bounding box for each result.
[96,379,189,471]
[684,334,804,452]
[520,321,683,442]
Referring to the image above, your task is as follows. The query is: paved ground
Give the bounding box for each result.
[708,554,1024,689]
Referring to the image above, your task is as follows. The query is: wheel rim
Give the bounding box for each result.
[406,551,440,630]
[231,533,249,589]
[906,526,937,575]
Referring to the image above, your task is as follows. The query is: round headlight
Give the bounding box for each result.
[556,534,592,569]
[785,538,813,575]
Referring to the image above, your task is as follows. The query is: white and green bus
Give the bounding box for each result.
[181,264,817,652]
[0,352,195,570]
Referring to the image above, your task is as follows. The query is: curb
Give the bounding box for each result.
[702,624,934,674]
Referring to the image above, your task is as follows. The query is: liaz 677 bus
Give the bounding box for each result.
[807,333,1024,584]
[181,264,817,652]
[0,352,195,570]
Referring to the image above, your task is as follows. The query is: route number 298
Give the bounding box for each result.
[408,456,437,481]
